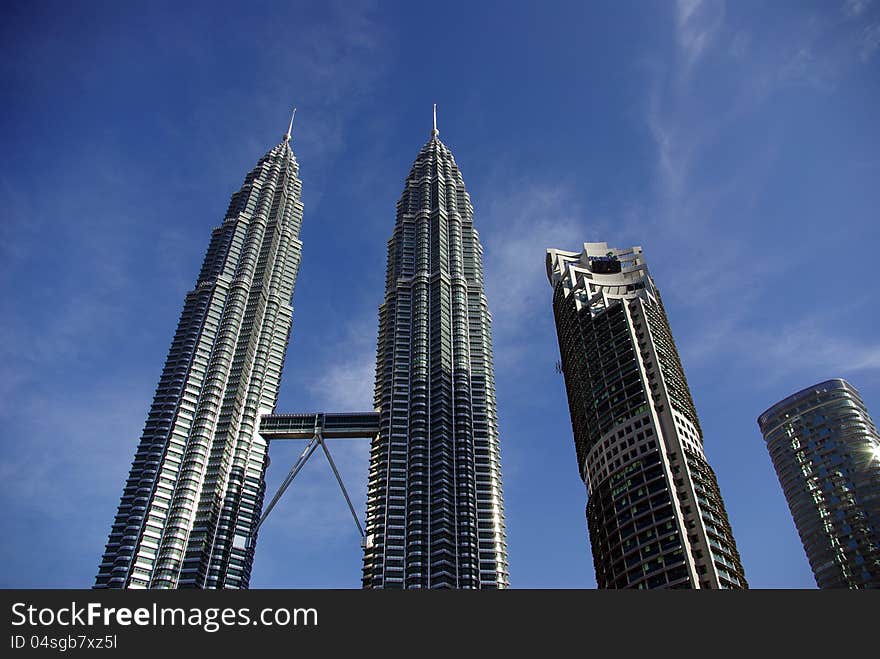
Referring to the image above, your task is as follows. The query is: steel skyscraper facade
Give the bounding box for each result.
[547,242,747,589]
[758,379,880,588]
[96,117,304,589]
[362,116,509,589]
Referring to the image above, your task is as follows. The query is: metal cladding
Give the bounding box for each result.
[95,133,304,589]
[362,127,509,588]
[547,242,747,589]
[758,379,880,588]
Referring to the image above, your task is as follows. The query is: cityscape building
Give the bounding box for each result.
[361,109,509,588]
[96,113,304,589]
[546,242,747,588]
[758,378,880,588]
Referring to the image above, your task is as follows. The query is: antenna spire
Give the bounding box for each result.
[432,103,439,137]
[285,108,296,142]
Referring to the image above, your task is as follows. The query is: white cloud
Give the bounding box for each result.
[860,22,880,60]
[771,2,880,89]
[308,352,377,412]
[637,2,880,384]
[845,0,872,18]
[760,324,880,374]
[675,0,726,72]
[0,382,148,523]
[274,1,389,174]
[683,314,880,380]
[305,313,377,411]
[645,83,692,204]
[480,183,595,339]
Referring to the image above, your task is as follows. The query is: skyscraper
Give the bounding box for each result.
[547,242,747,589]
[95,114,304,589]
[362,110,509,589]
[758,379,880,588]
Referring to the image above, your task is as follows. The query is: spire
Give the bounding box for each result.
[284,108,296,142]
[432,103,439,138]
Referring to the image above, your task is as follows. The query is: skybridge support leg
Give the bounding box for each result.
[319,438,365,539]
[252,433,366,544]
[254,434,320,535]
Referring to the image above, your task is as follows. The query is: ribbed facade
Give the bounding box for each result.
[547,242,747,589]
[95,131,304,589]
[362,127,508,589]
[758,379,880,588]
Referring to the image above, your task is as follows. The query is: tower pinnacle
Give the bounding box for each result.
[285,107,297,142]
[432,103,439,137]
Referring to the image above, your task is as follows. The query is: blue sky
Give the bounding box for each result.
[2,0,879,588]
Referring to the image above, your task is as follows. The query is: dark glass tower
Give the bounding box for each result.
[758,379,880,588]
[547,242,747,589]
[95,116,304,589]
[362,113,509,589]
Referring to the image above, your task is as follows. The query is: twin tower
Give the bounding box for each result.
[96,111,746,589]
[95,112,508,590]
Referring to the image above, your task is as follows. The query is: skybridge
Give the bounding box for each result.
[260,412,380,440]
[253,411,380,546]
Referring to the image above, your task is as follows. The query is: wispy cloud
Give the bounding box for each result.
[475,180,623,378]
[305,313,377,411]
[860,21,880,59]
[683,314,880,381]
[773,1,880,89]
[845,0,873,18]
[265,1,391,182]
[0,384,145,515]
[0,168,150,416]
[0,377,151,586]
[481,184,593,338]
[640,0,880,383]
[675,0,726,74]
[309,356,376,411]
